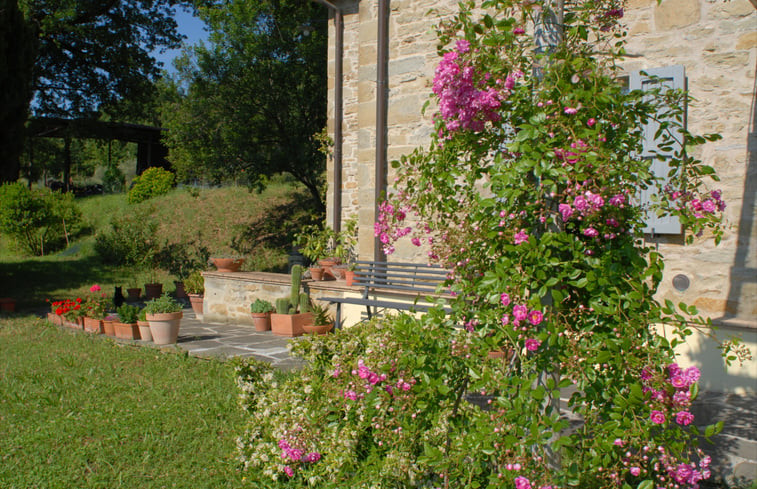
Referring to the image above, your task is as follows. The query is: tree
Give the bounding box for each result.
[0,0,192,183]
[0,0,36,183]
[161,0,328,211]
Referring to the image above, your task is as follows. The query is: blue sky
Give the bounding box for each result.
[152,6,208,73]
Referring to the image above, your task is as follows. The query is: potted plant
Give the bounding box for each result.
[143,293,183,345]
[184,270,205,317]
[209,254,245,273]
[294,224,334,280]
[250,299,275,332]
[303,302,335,335]
[102,313,119,337]
[114,304,141,340]
[83,285,109,333]
[126,277,141,302]
[270,265,313,337]
[137,308,152,342]
[333,216,359,283]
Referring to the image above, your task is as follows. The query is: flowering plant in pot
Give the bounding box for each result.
[114,304,141,340]
[294,224,336,280]
[143,293,183,345]
[250,299,275,332]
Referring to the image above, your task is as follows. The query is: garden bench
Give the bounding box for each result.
[320,260,452,328]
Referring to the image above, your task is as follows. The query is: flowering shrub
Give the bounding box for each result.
[84,284,111,320]
[236,0,751,487]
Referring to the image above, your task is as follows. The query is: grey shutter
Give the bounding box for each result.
[629,65,685,235]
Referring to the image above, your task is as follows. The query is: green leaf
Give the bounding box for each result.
[637,480,654,489]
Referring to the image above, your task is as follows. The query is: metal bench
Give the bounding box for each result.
[320,260,452,328]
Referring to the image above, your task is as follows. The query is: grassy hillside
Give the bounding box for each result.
[0,183,320,312]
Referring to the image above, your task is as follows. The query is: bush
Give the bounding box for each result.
[94,207,159,266]
[0,182,82,255]
[128,167,175,204]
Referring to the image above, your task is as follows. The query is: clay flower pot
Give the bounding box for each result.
[211,257,245,272]
[251,312,271,332]
[83,317,104,334]
[102,319,117,337]
[146,311,183,345]
[303,322,334,335]
[344,270,356,286]
[144,283,163,300]
[309,267,325,281]
[113,322,140,340]
[270,312,313,337]
[137,320,152,342]
[188,294,204,317]
[126,288,141,302]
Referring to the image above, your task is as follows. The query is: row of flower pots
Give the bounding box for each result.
[48,311,183,345]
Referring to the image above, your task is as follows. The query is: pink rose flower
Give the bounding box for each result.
[525,338,541,352]
[528,309,543,326]
[650,410,666,425]
[513,304,528,321]
[90,284,101,292]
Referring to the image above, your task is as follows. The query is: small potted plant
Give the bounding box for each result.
[114,304,141,340]
[250,299,275,332]
[102,313,119,337]
[126,277,141,302]
[270,265,313,337]
[184,270,205,317]
[303,302,335,335]
[143,294,183,345]
[137,308,152,342]
[294,224,334,280]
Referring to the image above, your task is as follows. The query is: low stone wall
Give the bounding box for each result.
[202,271,361,325]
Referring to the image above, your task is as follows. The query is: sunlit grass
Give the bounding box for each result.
[0,315,246,488]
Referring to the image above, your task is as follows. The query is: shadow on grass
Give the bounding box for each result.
[0,256,127,312]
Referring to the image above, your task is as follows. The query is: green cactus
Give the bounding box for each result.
[290,265,302,308]
[275,298,290,314]
[299,292,311,313]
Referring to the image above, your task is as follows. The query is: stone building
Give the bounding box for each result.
[313,0,756,480]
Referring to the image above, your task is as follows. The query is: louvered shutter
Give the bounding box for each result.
[629,65,685,235]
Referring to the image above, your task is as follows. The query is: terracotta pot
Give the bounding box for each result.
[102,319,117,336]
[144,283,163,300]
[126,288,141,301]
[113,322,140,340]
[344,270,356,286]
[83,317,104,334]
[146,311,183,345]
[50,314,63,326]
[251,312,271,332]
[77,316,85,329]
[309,267,325,281]
[303,322,334,335]
[270,312,313,337]
[174,281,187,299]
[211,257,245,272]
[188,294,203,317]
[0,298,16,312]
[137,320,152,342]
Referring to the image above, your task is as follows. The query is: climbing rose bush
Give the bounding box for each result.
[235,0,749,487]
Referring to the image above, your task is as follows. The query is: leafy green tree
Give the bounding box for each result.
[161,0,328,211]
[0,0,194,183]
[0,0,36,183]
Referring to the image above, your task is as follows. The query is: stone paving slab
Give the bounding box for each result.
[116,307,305,370]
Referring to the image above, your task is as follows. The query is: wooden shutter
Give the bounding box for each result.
[629,65,685,235]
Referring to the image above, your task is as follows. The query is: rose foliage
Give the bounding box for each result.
[235,0,748,487]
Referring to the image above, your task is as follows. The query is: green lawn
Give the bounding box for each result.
[0,315,246,488]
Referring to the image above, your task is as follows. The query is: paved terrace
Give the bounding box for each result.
[118,307,304,371]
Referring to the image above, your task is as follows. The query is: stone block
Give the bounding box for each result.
[735,31,757,50]
[654,0,700,30]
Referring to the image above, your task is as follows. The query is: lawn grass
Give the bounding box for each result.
[0,315,246,488]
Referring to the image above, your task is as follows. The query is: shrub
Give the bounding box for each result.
[128,167,175,204]
[94,207,159,266]
[143,294,182,315]
[0,182,82,255]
